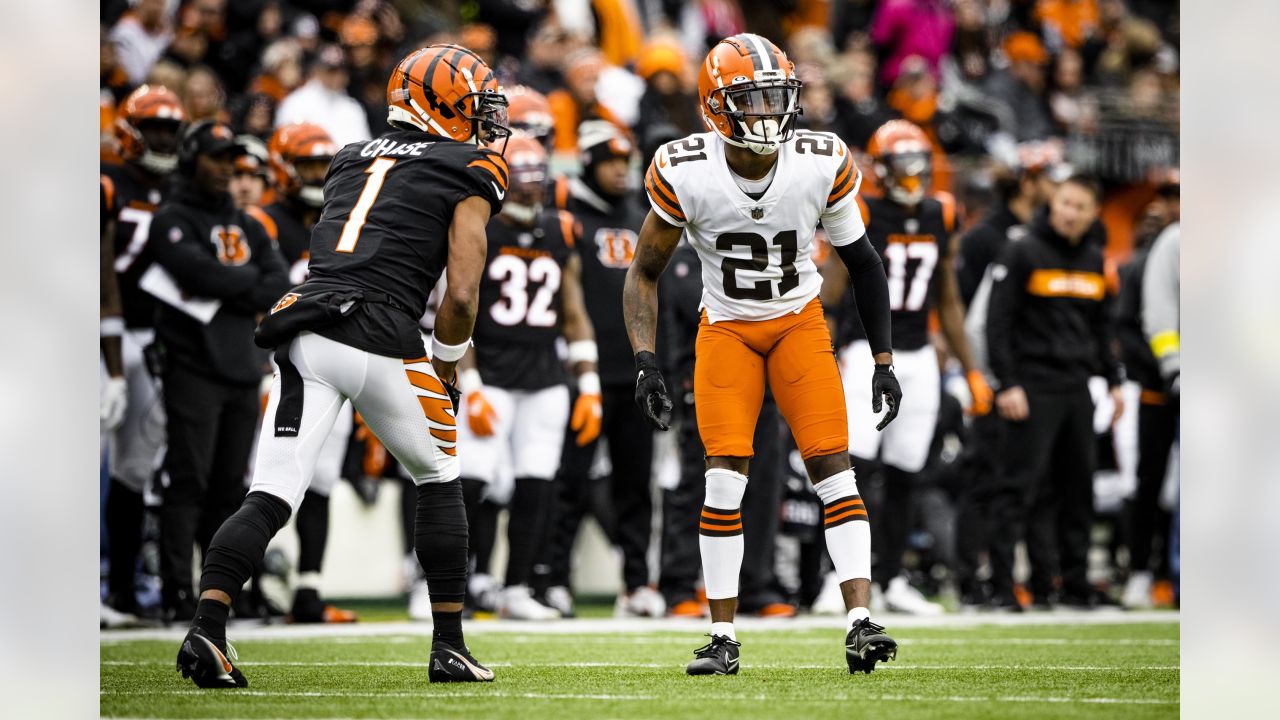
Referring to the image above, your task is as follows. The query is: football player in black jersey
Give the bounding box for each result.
[177,44,510,687]
[100,85,186,620]
[536,120,666,618]
[244,123,359,625]
[824,120,992,615]
[454,135,600,620]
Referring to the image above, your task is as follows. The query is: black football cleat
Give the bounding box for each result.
[176,627,248,688]
[686,634,741,676]
[429,641,495,683]
[845,618,898,674]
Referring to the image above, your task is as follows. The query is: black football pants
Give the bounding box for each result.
[952,411,1006,597]
[1126,391,1177,573]
[989,384,1096,600]
[543,385,653,592]
[159,363,258,607]
[659,385,785,608]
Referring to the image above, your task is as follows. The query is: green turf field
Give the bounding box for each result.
[101,617,1177,719]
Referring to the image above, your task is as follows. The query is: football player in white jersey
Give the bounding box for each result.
[624,33,903,675]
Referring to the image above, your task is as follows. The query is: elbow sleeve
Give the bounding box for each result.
[836,238,893,356]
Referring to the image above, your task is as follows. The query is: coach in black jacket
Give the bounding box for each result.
[149,121,290,620]
[985,175,1124,610]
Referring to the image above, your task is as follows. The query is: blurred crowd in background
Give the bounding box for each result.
[100,0,1180,622]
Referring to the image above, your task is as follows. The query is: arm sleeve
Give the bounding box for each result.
[985,242,1029,389]
[644,154,687,227]
[1141,225,1180,379]
[148,212,263,299]
[834,236,892,357]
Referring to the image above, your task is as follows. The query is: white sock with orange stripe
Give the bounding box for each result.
[813,470,871,596]
[699,469,748,605]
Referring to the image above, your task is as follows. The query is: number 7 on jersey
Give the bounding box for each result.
[336,158,397,253]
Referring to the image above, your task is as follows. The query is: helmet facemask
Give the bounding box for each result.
[136,119,182,175]
[709,77,802,155]
[878,150,932,206]
[462,88,511,149]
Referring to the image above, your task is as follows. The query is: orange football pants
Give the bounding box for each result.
[694,298,848,459]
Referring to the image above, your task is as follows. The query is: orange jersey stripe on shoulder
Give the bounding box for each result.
[645,162,685,220]
[932,190,957,232]
[557,210,576,248]
[245,205,278,242]
[100,174,115,214]
[855,195,871,225]
[468,157,509,191]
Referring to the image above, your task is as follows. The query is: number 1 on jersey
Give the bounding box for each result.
[336,158,397,253]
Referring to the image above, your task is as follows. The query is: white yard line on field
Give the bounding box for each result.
[100,688,1177,705]
[102,659,1179,671]
[101,610,1178,644]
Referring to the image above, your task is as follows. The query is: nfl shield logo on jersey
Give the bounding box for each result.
[751,207,764,220]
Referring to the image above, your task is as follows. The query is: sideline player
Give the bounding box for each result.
[249,123,358,624]
[624,34,902,675]
[175,44,510,687]
[100,85,186,619]
[825,120,992,614]
[455,135,601,620]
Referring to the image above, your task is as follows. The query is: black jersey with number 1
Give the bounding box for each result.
[302,130,508,358]
[838,193,955,352]
[473,210,577,390]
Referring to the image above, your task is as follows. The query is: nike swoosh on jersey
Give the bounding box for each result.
[491,182,505,200]
[658,155,668,168]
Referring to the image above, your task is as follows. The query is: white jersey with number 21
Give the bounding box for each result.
[644,130,864,323]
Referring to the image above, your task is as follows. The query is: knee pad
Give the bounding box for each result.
[704,468,748,510]
[414,480,468,604]
[199,491,292,600]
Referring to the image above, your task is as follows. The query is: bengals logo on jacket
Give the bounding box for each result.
[211,224,251,266]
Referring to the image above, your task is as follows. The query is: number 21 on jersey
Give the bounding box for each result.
[336,158,396,253]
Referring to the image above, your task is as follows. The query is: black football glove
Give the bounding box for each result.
[872,363,903,431]
[442,377,462,415]
[634,351,672,431]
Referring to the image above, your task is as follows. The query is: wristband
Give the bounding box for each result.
[634,350,659,372]
[101,317,125,338]
[567,340,598,365]
[459,368,483,395]
[578,371,601,396]
[430,334,471,362]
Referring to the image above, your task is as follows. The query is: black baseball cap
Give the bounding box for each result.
[189,121,244,157]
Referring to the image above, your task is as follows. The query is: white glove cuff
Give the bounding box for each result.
[431,334,471,362]
[567,340,598,364]
[459,368,483,395]
[577,371,601,396]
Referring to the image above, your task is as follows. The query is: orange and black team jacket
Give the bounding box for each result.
[986,210,1124,392]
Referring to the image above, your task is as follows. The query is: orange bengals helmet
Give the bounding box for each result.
[115,85,187,174]
[268,123,339,207]
[697,34,802,155]
[386,44,510,145]
[500,134,549,224]
[506,85,554,146]
[868,120,932,206]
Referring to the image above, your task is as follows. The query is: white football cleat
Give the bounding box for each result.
[811,572,845,615]
[614,585,666,618]
[883,576,944,615]
[1121,571,1154,609]
[498,585,560,620]
[543,585,576,618]
[408,579,432,621]
[468,572,500,613]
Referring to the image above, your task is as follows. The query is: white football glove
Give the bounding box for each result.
[101,376,128,431]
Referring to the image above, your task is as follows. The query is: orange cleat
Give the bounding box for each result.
[668,599,707,618]
[755,602,797,618]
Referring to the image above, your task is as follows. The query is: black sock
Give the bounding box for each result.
[504,477,553,587]
[295,490,330,575]
[105,478,145,607]
[432,610,465,649]
[192,598,231,651]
